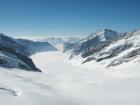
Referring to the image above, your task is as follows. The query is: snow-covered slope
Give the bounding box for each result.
[64,29,140,67]
[0,46,41,72]
[64,29,121,53]
[0,33,30,56]
[0,33,57,56]
[0,33,57,71]
[80,29,121,43]
[1,50,140,105]
[17,38,57,55]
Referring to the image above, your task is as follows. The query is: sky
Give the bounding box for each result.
[0,0,140,37]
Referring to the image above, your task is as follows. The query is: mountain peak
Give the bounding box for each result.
[88,29,120,42]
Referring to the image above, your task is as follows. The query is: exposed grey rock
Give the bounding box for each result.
[0,33,30,56]
[64,29,140,67]
[0,46,41,72]
[17,38,57,55]
[107,48,140,67]
[0,33,59,71]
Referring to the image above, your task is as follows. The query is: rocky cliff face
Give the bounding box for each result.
[0,33,57,72]
[0,46,41,72]
[17,38,57,55]
[64,29,140,67]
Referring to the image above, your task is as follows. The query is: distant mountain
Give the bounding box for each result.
[0,33,57,71]
[17,39,57,55]
[64,29,122,54]
[37,37,63,45]
[0,33,57,56]
[64,29,140,67]
[0,33,30,56]
[37,36,81,45]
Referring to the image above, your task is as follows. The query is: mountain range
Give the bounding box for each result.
[63,29,140,67]
[1,29,140,71]
[0,33,57,71]
[37,36,81,45]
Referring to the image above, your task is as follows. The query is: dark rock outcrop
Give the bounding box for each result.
[0,45,41,72]
[64,29,140,67]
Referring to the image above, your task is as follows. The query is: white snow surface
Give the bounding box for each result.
[0,46,140,105]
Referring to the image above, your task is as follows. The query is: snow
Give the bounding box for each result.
[79,29,120,44]
[99,32,140,65]
[0,46,140,105]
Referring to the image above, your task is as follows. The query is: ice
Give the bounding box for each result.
[0,45,140,105]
